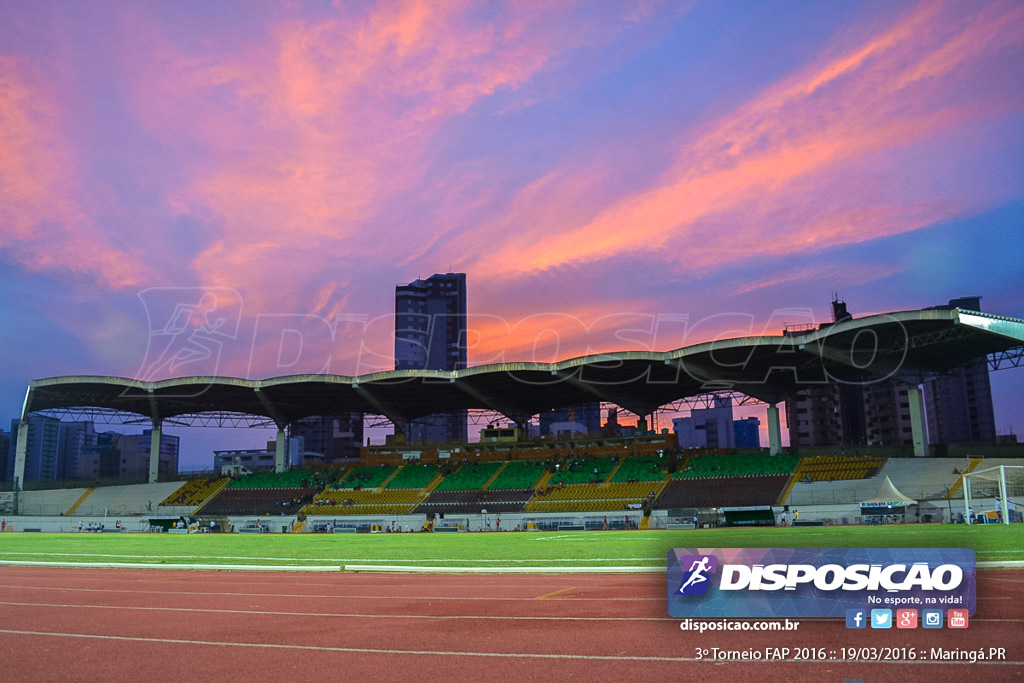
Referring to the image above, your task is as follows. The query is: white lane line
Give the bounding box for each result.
[1,602,1019,624]
[0,629,1022,666]
[344,564,661,573]
[0,601,675,621]
[0,561,339,572]
[0,552,661,563]
[1,601,1018,625]
[0,584,661,601]
[0,560,660,574]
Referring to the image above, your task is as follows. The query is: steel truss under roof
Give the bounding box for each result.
[21,307,1024,429]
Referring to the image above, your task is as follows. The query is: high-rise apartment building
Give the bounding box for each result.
[733,416,761,448]
[923,361,996,444]
[785,296,996,449]
[7,420,179,483]
[395,273,468,443]
[288,414,363,463]
[7,416,63,483]
[673,397,736,449]
[923,297,996,445]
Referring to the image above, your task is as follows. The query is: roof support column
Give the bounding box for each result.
[766,404,782,455]
[13,419,28,511]
[148,422,162,484]
[275,429,287,473]
[907,385,929,457]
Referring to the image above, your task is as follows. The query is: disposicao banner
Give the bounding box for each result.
[667,547,976,618]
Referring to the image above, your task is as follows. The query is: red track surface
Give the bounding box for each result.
[0,567,1021,682]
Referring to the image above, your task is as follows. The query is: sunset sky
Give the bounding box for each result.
[1,0,1022,468]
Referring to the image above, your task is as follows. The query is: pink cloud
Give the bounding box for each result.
[109,2,675,319]
[0,55,150,288]
[460,0,1024,278]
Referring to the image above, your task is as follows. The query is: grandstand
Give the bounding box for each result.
[226,470,326,489]
[198,487,320,516]
[197,471,324,516]
[656,474,790,509]
[486,460,548,490]
[416,489,533,516]
[525,480,663,513]
[70,482,184,517]
[13,487,93,516]
[610,455,668,482]
[333,466,396,490]
[161,477,229,508]
[433,461,504,491]
[306,488,426,516]
[783,457,964,506]
[4,431,1023,531]
[672,453,800,479]
[546,457,617,486]
[385,463,442,489]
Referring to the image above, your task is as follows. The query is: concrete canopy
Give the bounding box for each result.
[21,306,1024,427]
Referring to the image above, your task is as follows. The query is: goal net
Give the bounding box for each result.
[962,464,1024,524]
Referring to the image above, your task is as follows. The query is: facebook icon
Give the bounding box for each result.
[846,609,866,629]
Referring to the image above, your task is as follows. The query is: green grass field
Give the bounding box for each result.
[0,525,1020,569]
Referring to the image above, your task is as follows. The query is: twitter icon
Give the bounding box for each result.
[870,609,892,629]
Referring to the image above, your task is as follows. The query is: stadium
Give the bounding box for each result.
[2,303,1023,681]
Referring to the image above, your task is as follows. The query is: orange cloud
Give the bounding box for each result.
[461,0,1024,278]
[116,1,673,319]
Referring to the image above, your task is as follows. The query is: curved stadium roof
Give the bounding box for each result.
[22,307,1024,428]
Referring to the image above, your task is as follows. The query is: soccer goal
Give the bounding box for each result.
[962,464,1024,525]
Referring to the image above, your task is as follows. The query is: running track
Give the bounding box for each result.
[0,567,1021,682]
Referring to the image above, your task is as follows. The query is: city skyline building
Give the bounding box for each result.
[287,414,363,463]
[394,272,468,444]
[540,403,602,439]
[786,297,997,450]
[6,416,63,483]
[734,416,761,449]
[6,419,179,483]
[673,397,736,449]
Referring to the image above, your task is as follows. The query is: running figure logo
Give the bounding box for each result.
[677,554,718,595]
[135,287,243,386]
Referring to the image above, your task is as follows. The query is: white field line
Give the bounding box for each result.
[0,561,339,572]
[3,600,1018,623]
[344,564,662,573]
[0,551,660,563]
[0,584,663,600]
[0,600,675,621]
